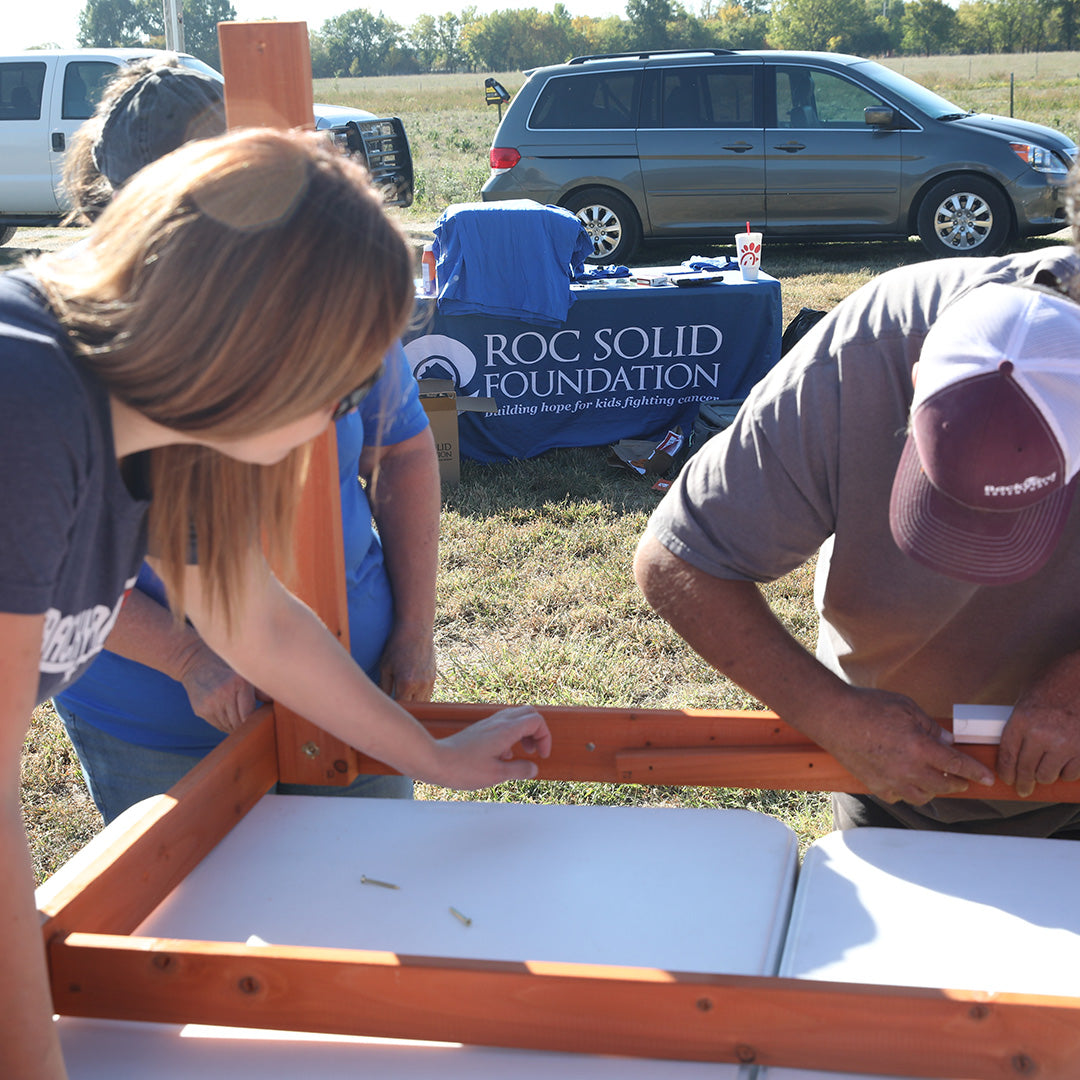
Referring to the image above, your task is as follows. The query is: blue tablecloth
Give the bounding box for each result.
[403,269,782,462]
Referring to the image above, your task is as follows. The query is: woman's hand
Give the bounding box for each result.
[432,705,552,790]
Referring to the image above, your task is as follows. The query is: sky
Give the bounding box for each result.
[9,0,630,51]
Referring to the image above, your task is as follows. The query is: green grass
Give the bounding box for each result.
[19,52,1080,883]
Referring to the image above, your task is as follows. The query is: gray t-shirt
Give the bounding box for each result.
[0,272,149,703]
[646,246,1080,833]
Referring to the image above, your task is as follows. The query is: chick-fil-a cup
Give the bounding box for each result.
[736,230,762,280]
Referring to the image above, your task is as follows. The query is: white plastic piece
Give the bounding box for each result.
[952,704,1012,744]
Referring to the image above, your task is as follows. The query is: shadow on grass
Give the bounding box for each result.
[445,445,665,520]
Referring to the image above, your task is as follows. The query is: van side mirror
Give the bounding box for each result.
[864,106,897,128]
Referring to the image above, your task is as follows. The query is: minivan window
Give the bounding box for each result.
[62,61,116,120]
[530,70,639,130]
[776,65,887,129]
[849,58,963,119]
[0,62,46,121]
[658,66,755,129]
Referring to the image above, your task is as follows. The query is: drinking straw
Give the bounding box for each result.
[746,221,751,233]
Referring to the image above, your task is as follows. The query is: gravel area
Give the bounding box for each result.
[2,221,436,268]
[0,225,87,265]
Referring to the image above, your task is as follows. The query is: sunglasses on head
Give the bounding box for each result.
[331,363,384,422]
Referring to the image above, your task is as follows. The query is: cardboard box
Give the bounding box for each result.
[417,379,496,484]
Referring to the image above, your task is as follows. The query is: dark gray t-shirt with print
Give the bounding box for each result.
[0,271,149,703]
[646,246,1080,835]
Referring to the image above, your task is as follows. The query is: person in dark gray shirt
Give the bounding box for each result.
[636,240,1080,839]
[0,127,550,1080]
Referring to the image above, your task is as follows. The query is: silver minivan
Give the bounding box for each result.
[482,49,1077,263]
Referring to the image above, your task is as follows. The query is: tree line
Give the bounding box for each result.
[71,0,1080,77]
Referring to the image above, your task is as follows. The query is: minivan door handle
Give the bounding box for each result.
[773,140,806,153]
[51,132,65,152]
[722,141,754,153]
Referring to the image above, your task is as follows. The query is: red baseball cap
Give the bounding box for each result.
[890,283,1080,584]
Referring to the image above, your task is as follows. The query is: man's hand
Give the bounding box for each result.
[998,653,1080,798]
[797,684,996,805]
[176,644,257,732]
[633,541,995,808]
[379,625,437,702]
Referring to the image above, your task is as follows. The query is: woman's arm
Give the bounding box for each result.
[104,586,256,731]
[0,612,68,1080]
[358,427,440,702]
[164,557,550,789]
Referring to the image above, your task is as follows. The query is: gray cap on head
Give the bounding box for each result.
[93,65,226,188]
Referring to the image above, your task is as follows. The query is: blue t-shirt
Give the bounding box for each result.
[433,200,593,326]
[54,343,429,753]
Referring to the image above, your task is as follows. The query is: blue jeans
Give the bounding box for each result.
[56,702,413,825]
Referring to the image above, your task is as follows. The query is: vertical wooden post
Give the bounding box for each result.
[218,22,362,786]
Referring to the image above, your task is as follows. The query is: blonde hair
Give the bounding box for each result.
[33,127,414,623]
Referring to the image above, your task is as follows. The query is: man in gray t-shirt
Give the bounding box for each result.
[635,245,1080,837]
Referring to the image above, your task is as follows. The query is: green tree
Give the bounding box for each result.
[77,0,144,47]
[407,13,440,70]
[700,1,769,48]
[1058,0,1080,49]
[436,13,466,73]
[464,8,577,71]
[134,0,235,68]
[177,0,236,69]
[859,0,905,55]
[78,0,235,66]
[317,8,402,76]
[954,0,997,51]
[310,31,334,78]
[900,0,956,54]
[982,0,1028,51]
[768,0,873,51]
[625,0,677,48]
[568,14,631,55]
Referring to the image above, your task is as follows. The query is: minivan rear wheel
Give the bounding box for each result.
[916,176,1012,257]
[563,188,642,264]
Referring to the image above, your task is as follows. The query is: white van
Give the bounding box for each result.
[0,48,413,245]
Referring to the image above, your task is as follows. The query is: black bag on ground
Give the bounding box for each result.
[781,307,827,355]
[690,398,743,456]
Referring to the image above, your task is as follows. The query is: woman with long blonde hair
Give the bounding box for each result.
[0,127,550,1080]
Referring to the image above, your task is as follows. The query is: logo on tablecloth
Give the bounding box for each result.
[404,334,478,390]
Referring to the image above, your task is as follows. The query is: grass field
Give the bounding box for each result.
[19,54,1080,885]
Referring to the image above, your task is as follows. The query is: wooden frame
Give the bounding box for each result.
[40,22,1080,1079]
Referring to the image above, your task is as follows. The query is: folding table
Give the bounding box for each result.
[762,827,1080,1080]
[404,269,782,461]
[44,796,799,1078]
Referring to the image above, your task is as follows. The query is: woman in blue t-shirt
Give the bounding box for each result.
[51,60,440,822]
[54,341,438,820]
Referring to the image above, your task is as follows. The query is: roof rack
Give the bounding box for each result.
[568,48,737,64]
